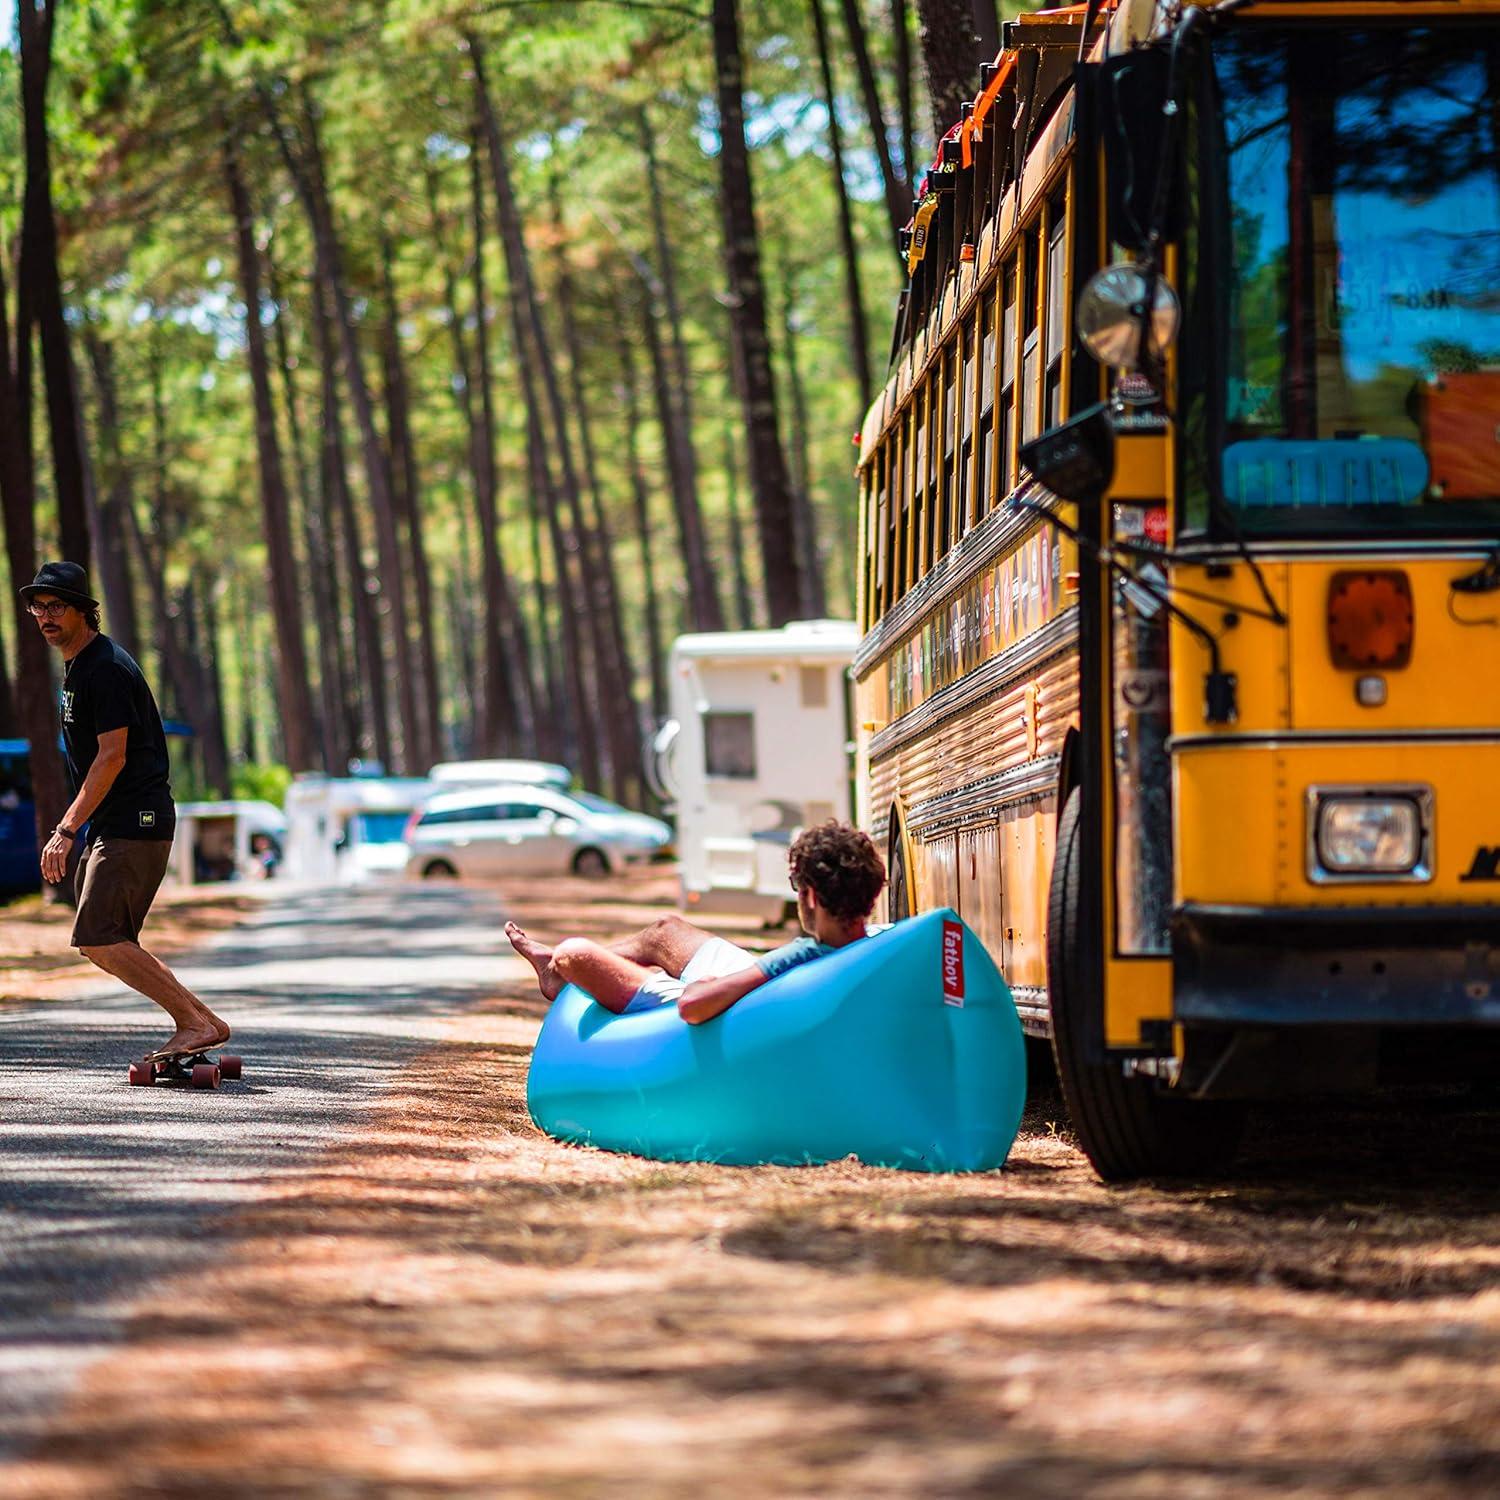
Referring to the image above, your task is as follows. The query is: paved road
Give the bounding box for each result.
[0,881,513,1458]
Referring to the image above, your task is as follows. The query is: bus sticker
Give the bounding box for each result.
[942,919,965,1006]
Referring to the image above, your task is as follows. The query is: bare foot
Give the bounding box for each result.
[146,1020,230,1061]
[195,1010,231,1047]
[505,921,563,1001]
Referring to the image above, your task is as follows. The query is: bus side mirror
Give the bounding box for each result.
[1098,46,1178,253]
[1019,402,1116,504]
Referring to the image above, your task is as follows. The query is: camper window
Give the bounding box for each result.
[704,712,756,779]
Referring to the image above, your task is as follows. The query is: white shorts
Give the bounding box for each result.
[625,935,756,1013]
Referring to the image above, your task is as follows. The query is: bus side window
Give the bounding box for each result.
[1045,187,1069,428]
[878,446,892,617]
[914,380,929,582]
[860,469,875,630]
[1022,224,1042,444]
[892,416,906,601]
[960,317,976,534]
[900,414,912,600]
[943,347,958,553]
[1000,261,1018,495]
[980,291,997,516]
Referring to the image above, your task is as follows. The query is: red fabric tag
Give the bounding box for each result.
[942,919,965,1006]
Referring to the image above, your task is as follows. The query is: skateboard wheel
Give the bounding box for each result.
[128,1062,155,1086]
[218,1055,242,1081]
[191,1063,221,1089]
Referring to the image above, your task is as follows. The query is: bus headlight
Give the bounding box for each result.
[1309,790,1430,880]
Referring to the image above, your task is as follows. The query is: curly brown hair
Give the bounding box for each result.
[788,820,886,922]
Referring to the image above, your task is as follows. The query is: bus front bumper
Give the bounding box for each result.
[1173,904,1500,1027]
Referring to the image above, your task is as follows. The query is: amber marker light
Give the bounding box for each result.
[1327,570,1414,670]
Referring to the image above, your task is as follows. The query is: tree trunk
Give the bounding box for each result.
[515,323,600,790]
[80,332,143,656]
[971,0,1000,65]
[0,614,15,737]
[312,272,392,771]
[295,91,421,773]
[639,110,725,633]
[16,0,89,572]
[379,230,443,773]
[722,423,757,631]
[223,123,317,773]
[809,0,876,414]
[471,40,617,791]
[614,323,669,729]
[893,0,917,197]
[837,0,915,246]
[434,141,532,755]
[712,0,806,627]
[266,241,349,774]
[193,571,233,794]
[0,244,70,881]
[779,270,827,619]
[915,0,981,135]
[118,495,227,793]
[550,180,643,804]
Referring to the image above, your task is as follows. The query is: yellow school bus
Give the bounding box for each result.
[854,0,1500,1178]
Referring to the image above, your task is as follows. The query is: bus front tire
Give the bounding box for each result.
[1047,789,1244,1182]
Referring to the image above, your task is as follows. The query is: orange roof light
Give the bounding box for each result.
[1327,570,1414,670]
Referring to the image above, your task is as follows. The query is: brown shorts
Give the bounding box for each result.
[72,837,174,948]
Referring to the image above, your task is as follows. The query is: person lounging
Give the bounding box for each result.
[506,820,887,1025]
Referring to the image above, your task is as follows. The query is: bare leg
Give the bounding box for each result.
[506,914,717,1003]
[549,939,662,1014]
[606,914,717,973]
[78,941,230,1055]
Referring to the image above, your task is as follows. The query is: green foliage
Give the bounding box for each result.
[231,762,293,807]
[6,0,1037,765]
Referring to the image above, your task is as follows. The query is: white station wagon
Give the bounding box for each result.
[404,784,672,880]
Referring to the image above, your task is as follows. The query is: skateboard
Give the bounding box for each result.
[128,1048,243,1089]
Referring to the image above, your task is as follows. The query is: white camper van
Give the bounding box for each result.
[281,775,435,884]
[652,620,858,923]
[167,800,288,887]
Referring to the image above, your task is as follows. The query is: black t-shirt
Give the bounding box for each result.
[61,634,176,841]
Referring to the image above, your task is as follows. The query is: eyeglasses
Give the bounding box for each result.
[27,600,73,619]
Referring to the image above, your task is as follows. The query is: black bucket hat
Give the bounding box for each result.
[19,561,98,609]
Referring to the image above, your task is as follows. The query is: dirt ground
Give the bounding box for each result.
[0,885,253,1002]
[6,872,1500,1498]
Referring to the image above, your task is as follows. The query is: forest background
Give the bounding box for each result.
[0,0,1032,829]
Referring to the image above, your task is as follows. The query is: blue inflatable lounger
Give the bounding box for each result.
[526,907,1026,1172]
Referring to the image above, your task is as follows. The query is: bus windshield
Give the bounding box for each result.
[1208,24,1500,535]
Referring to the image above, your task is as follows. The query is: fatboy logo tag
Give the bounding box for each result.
[942,919,965,1007]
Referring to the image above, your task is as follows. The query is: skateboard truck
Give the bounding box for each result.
[128,1050,243,1088]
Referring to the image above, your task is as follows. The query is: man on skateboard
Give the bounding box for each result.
[24,561,231,1061]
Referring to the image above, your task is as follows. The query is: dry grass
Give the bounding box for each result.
[5,873,1500,1497]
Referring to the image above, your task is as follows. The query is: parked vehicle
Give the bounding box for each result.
[0,740,36,899]
[405,784,671,880]
[282,775,435,883]
[167,800,288,886]
[650,620,858,923]
[427,759,572,791]
[0,723,195,900]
